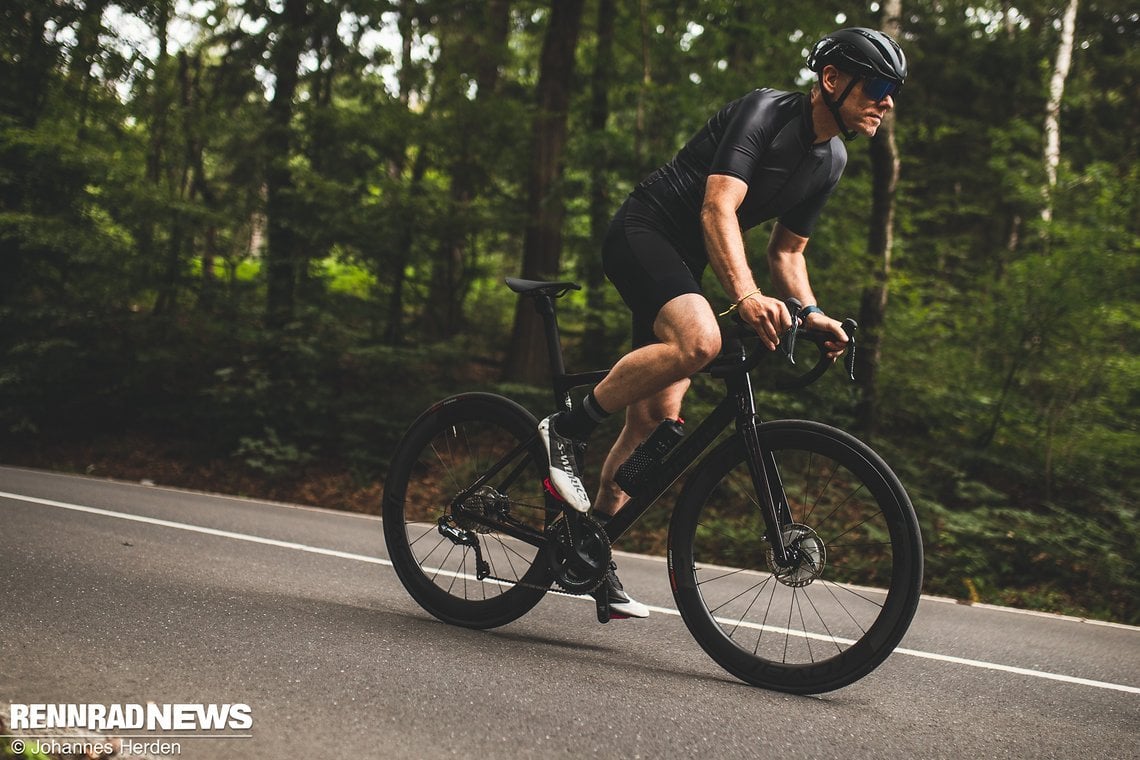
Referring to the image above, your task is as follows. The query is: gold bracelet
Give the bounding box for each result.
[717,287,763,317]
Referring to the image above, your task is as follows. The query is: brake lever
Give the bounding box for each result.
[779,298,804,365]
[841,318,858,381]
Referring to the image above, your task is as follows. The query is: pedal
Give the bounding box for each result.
[595,584,611,624]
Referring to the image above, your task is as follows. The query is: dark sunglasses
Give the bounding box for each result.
[862,77,902,102]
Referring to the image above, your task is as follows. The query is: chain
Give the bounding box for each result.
[473,513,609,596]
[478,572,590,597]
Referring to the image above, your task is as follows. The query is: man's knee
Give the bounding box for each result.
[655,294,722,372]
[679,328,721,371]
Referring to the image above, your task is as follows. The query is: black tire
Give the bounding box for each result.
[383,393,551,628]
[668,420,923,693]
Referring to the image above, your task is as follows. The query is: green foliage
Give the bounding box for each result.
[0,0,1137,623]
[920,497,1139,623]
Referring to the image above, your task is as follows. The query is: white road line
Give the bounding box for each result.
[4,490,1139,696]
[0,491,394,568]
[889,646,1140,694]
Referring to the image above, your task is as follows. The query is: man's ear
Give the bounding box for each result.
[821,64,846,96]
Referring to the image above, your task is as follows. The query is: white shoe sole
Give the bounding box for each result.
[608,598,650,618]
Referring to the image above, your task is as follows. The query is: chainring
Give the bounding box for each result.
[544,513,611,594]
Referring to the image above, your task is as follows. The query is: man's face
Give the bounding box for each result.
[826,68,896,137]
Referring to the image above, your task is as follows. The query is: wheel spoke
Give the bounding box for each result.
[676,425,922,692]
[384,398,551,627]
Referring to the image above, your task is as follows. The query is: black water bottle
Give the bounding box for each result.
[614,418,685,497]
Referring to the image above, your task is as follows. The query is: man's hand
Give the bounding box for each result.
[803,309,848,360]
[736,293,793,351]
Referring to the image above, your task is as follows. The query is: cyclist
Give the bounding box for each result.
[539,28,907,619]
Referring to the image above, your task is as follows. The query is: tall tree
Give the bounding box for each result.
[381,1,425,345]
[428,0,511,340]
[581,0,618,365]
[504,1,586,383]
[855,0,904,438]
[1041,0,1079,224]
[264,0,311,329]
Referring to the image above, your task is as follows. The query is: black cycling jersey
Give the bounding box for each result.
[631,88,846,261]
[604,88,846,346]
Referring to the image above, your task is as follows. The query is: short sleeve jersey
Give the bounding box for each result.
[631,89,846,264]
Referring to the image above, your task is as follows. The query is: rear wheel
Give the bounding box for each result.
[668,420,923,693]
[383,393,551,628]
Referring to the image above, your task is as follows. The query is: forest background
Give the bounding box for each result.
[1,0,1136,623]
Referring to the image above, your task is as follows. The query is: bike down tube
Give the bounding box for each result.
[604,365,793,567]
[729,369,794,567]
[601,395,738,542]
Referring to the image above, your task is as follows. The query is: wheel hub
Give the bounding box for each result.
[766,523,826,587]
[455,485,506,534]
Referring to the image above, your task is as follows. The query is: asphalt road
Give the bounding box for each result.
[1,465,1137,759]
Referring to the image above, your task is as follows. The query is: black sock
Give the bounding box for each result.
[553,390,611,440]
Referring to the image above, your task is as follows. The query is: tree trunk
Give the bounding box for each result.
[153,51,198,317]
[264,0,309,329]
[385,145,429,345]
[182,52,219,311]
[67,0,109,133]
[146,0,171,185]
[635,0,651,168]
[854,0,903,439]
[382,4,432,345]
[582,0,617,366]
[429,0,510,340]
[504,0,586,383]
[1041,0,1079,224]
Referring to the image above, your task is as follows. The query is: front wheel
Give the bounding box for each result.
[383,393,552,628]
[668,420,923,693]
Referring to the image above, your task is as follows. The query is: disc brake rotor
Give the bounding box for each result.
[766,523,827,587]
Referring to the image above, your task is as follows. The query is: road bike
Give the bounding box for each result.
[383,278,923,694]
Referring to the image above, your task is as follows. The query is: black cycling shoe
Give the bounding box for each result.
[592,562,649,620]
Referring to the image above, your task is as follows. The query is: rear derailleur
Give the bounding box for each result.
[437,514,490,580]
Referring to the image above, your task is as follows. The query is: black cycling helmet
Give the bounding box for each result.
[808,27,907,140]
[808,27,908,84]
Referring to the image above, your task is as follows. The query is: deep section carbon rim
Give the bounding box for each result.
[670,421,922,693]
[383,394,550,628]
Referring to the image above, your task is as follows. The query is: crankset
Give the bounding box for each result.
[544,513,611,594]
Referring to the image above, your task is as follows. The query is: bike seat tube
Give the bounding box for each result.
[529,295,571,408]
